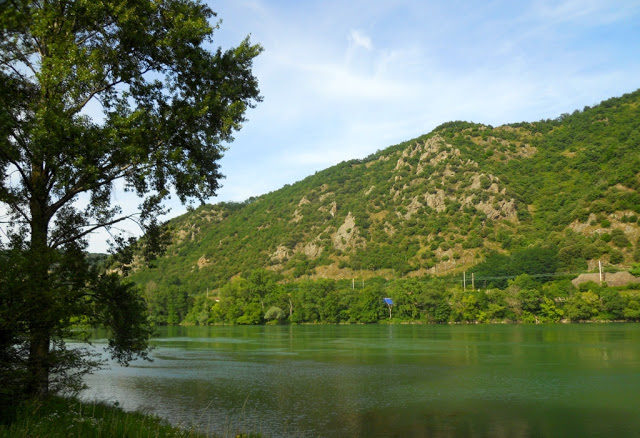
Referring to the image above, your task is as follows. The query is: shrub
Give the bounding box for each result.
[264,306,286,323]
[565,291,601,321]
[624,300,640,320]
[609,250,624,264]
[611,229,631,248]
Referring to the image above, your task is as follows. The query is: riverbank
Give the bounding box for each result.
[0,396,262,438]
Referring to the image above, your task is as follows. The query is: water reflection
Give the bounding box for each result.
[82,324,640,437]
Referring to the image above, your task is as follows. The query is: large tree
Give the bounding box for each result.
[0,0,262,398]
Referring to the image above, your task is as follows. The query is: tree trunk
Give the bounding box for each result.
[26,330,51,397]
[26,178,53,397]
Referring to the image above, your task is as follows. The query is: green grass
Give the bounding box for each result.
[0,396,263,438]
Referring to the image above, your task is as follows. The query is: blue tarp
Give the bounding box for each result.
[383,298,393,305]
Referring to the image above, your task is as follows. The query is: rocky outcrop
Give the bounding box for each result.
[332,212,360,251]
[572,271,640,288]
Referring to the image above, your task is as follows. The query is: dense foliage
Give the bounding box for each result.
[160,269,640,326]
[127,90,640,305]
[0,0,261,399]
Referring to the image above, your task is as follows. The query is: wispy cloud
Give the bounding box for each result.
[303,61,413,101]
[530,0,640,25]
[348,29,373,50]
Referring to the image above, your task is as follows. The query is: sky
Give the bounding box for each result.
[72,0,640,251]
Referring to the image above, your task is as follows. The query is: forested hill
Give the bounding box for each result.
[126,89,640,296]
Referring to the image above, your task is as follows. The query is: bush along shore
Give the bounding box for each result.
[0,396,263,438]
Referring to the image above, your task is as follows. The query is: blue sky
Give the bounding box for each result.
[87,0,640,251]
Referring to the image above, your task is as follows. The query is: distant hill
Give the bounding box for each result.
[125,89,640,297]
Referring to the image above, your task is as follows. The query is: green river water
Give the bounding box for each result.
[81,324,640,437]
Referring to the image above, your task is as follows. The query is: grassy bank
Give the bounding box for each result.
[0,396,262,438]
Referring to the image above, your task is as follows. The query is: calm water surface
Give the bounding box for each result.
[82,324,640,437]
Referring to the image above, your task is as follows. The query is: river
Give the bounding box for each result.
[81,324,640,437]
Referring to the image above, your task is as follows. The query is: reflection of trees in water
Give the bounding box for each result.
[84,325,640,437]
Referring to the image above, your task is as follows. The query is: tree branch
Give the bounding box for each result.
[0,147,34,196]
[67,65,156,116]
[0,188,30,223]
[46,163,139,217]
[0,57,31,81]
[50,214,137,249]
[67,73,118,116]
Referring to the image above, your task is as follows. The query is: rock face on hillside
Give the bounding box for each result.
[331,212,360,251]
[127,90,640,291]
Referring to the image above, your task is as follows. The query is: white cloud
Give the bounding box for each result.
[303,61,413,100]
[348,29,373,50]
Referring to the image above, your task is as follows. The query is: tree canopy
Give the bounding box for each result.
[0,0,262,399]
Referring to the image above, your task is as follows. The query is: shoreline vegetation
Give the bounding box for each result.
[181,318,637,326]
[146,270,640,327]
[0,396,263,438]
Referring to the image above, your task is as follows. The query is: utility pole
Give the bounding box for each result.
[599,260,603,283]
[472,273,475,291]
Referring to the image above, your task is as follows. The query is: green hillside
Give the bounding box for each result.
[122,90,640,323]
